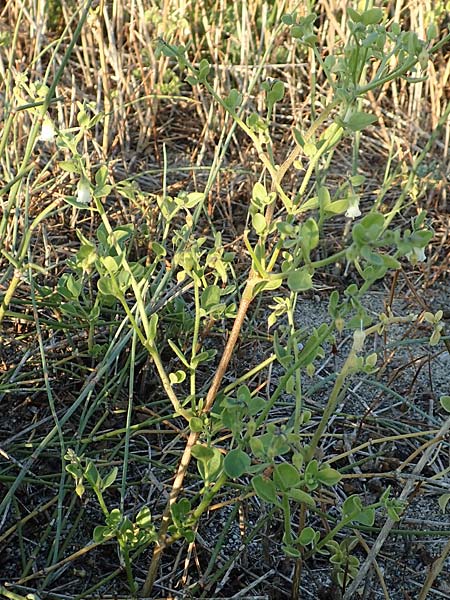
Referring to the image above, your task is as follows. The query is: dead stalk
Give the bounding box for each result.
[141,276,258,596]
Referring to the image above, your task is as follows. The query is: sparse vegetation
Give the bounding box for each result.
[1,1,449,599]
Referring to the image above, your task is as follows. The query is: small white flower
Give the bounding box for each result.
[39,117,56,142]
[407,246,426,264]
[77,177,92,205]
[352,328,366,353]
[345,196,361,219]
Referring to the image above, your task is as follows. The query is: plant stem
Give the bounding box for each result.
[190,278,201,397]
[141,276,258,596]
[305,350,355,463]
[292,503,307,600]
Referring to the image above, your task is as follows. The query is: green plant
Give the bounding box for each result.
[2,2,449,598]
[130,7,448,596]
[65,449,156,593]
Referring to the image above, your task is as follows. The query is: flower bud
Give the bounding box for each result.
[77,177,92,205]
[335,317,344,332]
[39,117,56,142]
[352,328,366,353]
[345,195,361,219]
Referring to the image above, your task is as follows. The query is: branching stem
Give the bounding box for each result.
[141,276,258,595]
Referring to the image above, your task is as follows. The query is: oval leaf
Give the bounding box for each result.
[224,449,251,478]
[287,269,313,292]
[316,466,342,486]
[346,112,378,132]
[252,475,279,505]
[273,463,301,490]
[440,396,450,413]
[287,488,316,507]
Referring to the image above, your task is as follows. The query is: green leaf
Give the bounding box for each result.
[191,444,214,462]
[347,8,361,22]
[186,75,198,86]
[343,495,363,518]
[77,106,89,128]
[352,213,385,244]
[251,475,279,505]
[297,196,319,212]
[410,230,433,247]
[106,509,122,528]
[221,406,244,433]
[345,112,378,132]
[267,80,285,112]
[59,274,82,299]
[438,493,450,513]
[291,25,303,39]
[198,58,210,82]
[253,277,282,295]
[149,313,158,342]
[361,8,383,25]
[60,303,84,318]
[170,498,191,523]
[59,160,80,173]
[64,195,94,210]
[350,174,366,187]
[282,545,301,558]
[192,445,223,482]
[328,290,339,317]
[252,212,267,235]
[287,268,313,292]
[354,507,375,526]
[184,192,205,208]
[224,449,251,478]
[93,525,110,543]
[316,466,342,486]
[301,218,319,253]
[317,186,331,208]
[191,348,217,368]
[303,142,317,157]
[65,464,81,478]
[189,417,203,433]
[97,277,115,297]
[440,396,450,413]
[249,436,265,459]
[237,384,252,404]
[277,221,296,236]
[298,527,317,546]
[380,254,401,269]
[386,504,404,521]
[95,165,108,187]
[360,246,384,266]
[247,395,265,416]
[169,370,186,385]
[224,88,242,111]
[293,128,304,147]
[184,529,196,543]
[102,467,118,490]
[95,184,112,197]
[101,255,121,273]
[84,461,100,488]
[287,488,316,507]
[273,463,301,490]
[136,506,152,529]
[201,285,221,312]
[269,80,285,103]
[252,182,269,207]
[324,199,348,215]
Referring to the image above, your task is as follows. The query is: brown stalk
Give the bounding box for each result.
[141,275,259,596]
